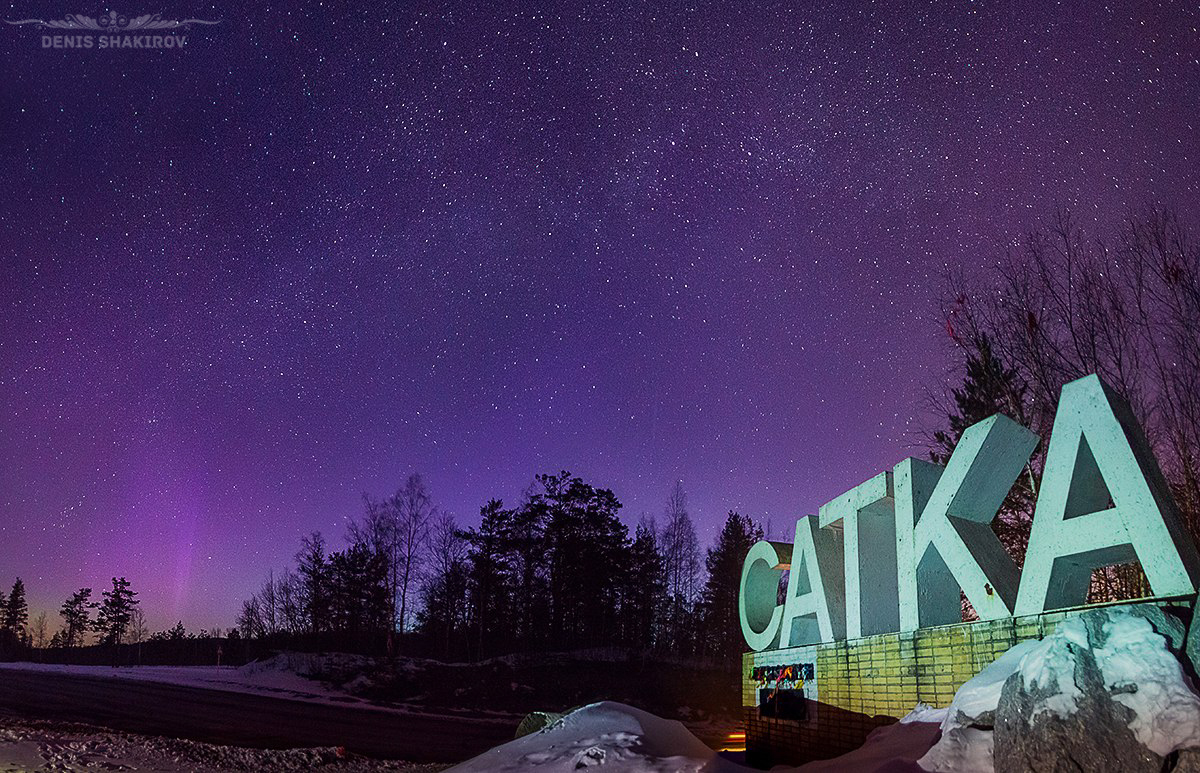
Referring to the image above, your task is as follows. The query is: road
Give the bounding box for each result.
[0,667,516,763]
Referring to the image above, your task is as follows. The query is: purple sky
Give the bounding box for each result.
[1,2,1197,631]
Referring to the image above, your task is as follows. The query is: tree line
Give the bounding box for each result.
[0,575,217,660]
[237,472,762,664]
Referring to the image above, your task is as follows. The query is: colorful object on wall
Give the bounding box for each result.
[751,662,815,687]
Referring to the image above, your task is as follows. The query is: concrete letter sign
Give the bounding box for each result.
[739,539,788,651]
[894,457,947,632]
[779,516,846,646]
[819,472,897,638]
[909,414,1039,626]
[738,372,1200,652]
[1015,375,1200,614]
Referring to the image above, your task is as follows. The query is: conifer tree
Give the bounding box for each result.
[624,519,666,651]
[94,577,139,646]
[461,499,516,657]
[3,579,28,636]
[934,334,1036,566]
[700,512,762,660]
[296,532,330,635]
[59,588,95,647]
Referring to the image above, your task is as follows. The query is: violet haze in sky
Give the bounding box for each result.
[1,2,1197,630]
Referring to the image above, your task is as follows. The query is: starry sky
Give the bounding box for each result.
[0,1,1197,631]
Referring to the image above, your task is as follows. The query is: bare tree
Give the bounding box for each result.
[237,595,266,639]
[349,473,437,636]
[276,569,304,634]
[421,511,470,656]
[348,494,398,626]
[260,571,279,636]
[935,208,1200,602]
[427,511,468,583]
[30,611,48,649]
[660,481,700,653]
[127,607,149,645]
[392,474,435,633]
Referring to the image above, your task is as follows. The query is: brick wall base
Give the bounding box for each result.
[742,601,1184,766]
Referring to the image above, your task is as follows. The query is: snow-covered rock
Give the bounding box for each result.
[994,605,1200,772]
[921,604,1200,773]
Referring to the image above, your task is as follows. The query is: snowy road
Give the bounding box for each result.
[0,667,515,763]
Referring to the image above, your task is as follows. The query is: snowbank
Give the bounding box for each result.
[791,716,941,772]
[448,701,945,773]
[446,701,744,773]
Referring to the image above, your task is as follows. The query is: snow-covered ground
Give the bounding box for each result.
[0,706,443,772]
[445,701,939,773]
[0,654,356,706]
[10,609,1196,772]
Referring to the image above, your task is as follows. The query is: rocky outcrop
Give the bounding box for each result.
[993,604,1194,773]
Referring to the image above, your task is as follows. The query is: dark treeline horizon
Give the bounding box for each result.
[234,471,762,665]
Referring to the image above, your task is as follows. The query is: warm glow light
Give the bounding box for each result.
[718,730,747,753]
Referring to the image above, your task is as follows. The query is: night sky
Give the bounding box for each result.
[1,2,1197,631]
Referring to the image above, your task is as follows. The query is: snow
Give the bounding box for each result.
[790,719,940,773]
[0,707,440,772]
[939,640,1038,734]
[899,703,948,725]
[1090,611,1200,755]
[0,655,385,711]
[447,700,943,773]
[917,726,993,773]
[11,608,1198,772]
[1013,615,1088,722]
[446,701,745,773]
[920,606,1200,771]
[1004,609,1200,755]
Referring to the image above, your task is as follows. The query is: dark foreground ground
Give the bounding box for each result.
[0,669,513,764]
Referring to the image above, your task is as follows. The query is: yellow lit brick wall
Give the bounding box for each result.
[742,607,1084,766]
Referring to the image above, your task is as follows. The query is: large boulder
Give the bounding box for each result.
[993,604,1199,773]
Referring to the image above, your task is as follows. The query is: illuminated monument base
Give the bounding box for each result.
[741,598,1194,766]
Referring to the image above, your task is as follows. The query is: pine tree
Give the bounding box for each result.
[462,499,516,657]
[94,577,139,646]
[537,471,629,649]
[59,588,95,647]
[3,579,29,637]
[328,543,390,636]
[933,334,1030,463]
[623,519,666,651]
[296,532,330,635]
[700,512,763,660]
[934,334,1035,566]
